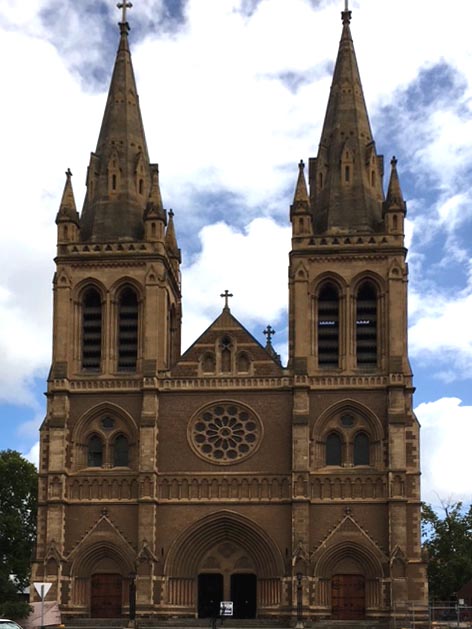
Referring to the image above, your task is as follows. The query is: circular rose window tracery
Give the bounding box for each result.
[188,402,263,464]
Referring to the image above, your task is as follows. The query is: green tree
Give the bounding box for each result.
[0,450,37,619]
[422,501,472,601]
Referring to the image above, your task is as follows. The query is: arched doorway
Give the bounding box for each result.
[165,511,284,617]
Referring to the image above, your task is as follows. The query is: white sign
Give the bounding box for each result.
[220,601,233,616]
[33,582,52,599]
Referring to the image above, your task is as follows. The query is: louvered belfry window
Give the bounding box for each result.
[82,287,102,370]
[318,282,340,367]
[356,282,377,366]
[118,287,138,371]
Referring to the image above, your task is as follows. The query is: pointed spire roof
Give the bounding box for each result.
[293,160,309,207]
[56,169,79,225]
[165,210,181,262]
[144,164,166,220]
[310,8,384,233]
[385,156,406,212]
[80,15,151,242]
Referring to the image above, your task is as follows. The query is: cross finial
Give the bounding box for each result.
[342,0,351,25]
[263,325,276,345]
[220,290,233,310]
[117,2,133,24]
[65,168,72,179]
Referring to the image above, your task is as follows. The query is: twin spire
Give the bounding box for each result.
[58,3,405,245]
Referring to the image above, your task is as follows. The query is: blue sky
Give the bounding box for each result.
[0,0,472,504]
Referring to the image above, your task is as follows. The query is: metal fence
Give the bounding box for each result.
[391,601,472,629]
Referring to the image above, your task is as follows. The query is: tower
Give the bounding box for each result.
[32,5,427,624]
[288,6,427,619]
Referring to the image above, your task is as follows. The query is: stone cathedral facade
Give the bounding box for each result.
[32,6,428,624]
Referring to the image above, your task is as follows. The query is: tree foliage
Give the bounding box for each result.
[422,501,472,601]
[0,450,37,618]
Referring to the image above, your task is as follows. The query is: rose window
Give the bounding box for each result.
[188,402,262,464]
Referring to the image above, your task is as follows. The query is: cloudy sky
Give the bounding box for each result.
[0,0,471,505]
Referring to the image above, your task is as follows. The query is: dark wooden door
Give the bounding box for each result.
[198,573,223,618]
[231,573,257,618]
[90,573,122,618]
[331,574,365,620]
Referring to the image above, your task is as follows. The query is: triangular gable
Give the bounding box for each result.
[313,512,388,563]
[172,308,283,378]
[66,511,135,560]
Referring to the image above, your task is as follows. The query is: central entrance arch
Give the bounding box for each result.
[165,510,284,617]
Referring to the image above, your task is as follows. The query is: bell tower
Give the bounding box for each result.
[288,5,427,618]
[32,8,181,611]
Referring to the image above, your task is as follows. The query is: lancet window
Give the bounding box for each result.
[118,287,138,371]
[81,287,102,371]
[318,282,340,367]
[356,281,378,366]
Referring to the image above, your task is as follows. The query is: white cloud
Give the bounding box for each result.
[416,397,472,503]
[182,217,291,350]
[24,441,40,468]
[409,291,472,380]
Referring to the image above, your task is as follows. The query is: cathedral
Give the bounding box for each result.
[32,3,428,624]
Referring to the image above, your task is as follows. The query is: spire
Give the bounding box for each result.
[165,210,181,263]
[309,7,384,233]
[56,169,79,225]
[80,7,151,242]
[290,160,313,237]
[385,156,406,212]
[293,160,309,206]
[144,164,165,219]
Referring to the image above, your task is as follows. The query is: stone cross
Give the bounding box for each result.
[117,1,133,23]
[220,290,233,309]
[263,325,276,344]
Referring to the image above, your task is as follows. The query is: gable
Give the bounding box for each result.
[172,308,283,378]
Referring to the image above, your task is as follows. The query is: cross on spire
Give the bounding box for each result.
[263,325,276,345]
[117,1,133,23]
[342,0,351,24]
[220,290,233,310]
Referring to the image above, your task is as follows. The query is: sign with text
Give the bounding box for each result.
[220,601,233,616]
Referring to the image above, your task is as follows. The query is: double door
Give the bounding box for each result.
[198,573,256,618]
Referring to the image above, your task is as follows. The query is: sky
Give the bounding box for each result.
[0,0,471,506]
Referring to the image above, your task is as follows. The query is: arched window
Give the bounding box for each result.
[237,352,250,373]
[82,287,102,371]
[87,435,103,467]
[113,435,129,467]
[318,282,339,367]
[326,432,342,466]
[221,336,232,373]
[118,287,138,371]
[353,432,370,465]
[356,282,377,366]
[202,352,216,373]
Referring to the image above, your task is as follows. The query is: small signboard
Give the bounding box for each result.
[33,582,52,599]
[220,601,233,617]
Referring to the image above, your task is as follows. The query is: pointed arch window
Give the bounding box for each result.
[220,336,232,373]
[118,287,138,371]
[318,282,340,367]
[82,287,102,371]
[326,432,342,466]
[87,435,103,467]
[113,434,129,467]
[353,432,370,466]
[356,282,377,366]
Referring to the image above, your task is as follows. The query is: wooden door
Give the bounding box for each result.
[331,574,365,620]
[90,573,122,618]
